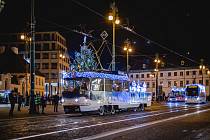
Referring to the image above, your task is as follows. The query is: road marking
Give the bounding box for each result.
[74,108,210,140]
[10,106,202,140]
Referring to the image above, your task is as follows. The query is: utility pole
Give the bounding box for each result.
[199,59,205,85]
[154,53,160,101]
[108,2,120,71]
[29,0,36,114]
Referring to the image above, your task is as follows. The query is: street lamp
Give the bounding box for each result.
[58,54,65,96]
[154,53,161,101]
[199,59,205,85]
[123,39,132,72]
[0,0,5,13]
[108,2,120,71]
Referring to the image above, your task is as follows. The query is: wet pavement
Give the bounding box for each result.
[0,102,210,140]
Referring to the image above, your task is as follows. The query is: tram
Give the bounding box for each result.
[168,87,186,102]
[61,71,152,115]
[185,84,206,104]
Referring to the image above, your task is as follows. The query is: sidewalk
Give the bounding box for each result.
[0,104,64,120]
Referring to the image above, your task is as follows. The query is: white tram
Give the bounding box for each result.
[61,71,152,115]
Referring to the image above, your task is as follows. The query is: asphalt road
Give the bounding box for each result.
[1,102,210,140]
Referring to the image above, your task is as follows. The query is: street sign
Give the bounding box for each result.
[100,31,108,40]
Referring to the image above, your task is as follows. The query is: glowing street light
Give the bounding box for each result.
[108,2,120,71]
[123,39,132,72]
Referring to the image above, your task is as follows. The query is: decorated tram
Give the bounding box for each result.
[61,71,152,115]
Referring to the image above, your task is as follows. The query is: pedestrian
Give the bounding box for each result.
[41,95,47,114]
[17,93,22,111]
[53,93,59,112]
[9,90,16,117]
[35,93,41,114]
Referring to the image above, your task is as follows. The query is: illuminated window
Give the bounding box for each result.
[180,81,183,87]
[168,81,171,87]
[152,82,155,88]
[174,81,177,86]
[168,72,171,76]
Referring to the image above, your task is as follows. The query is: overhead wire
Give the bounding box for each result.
[71,0,200,65]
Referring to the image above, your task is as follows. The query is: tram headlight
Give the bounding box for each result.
[75,98,79,102]
[61,98,65,103]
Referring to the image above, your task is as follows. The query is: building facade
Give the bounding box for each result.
[129,67,210,96]
[0,47,45,98]
[0,31,70,97]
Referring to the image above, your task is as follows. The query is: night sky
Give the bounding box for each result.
[0,0,209,70]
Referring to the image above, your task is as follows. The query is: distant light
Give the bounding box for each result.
[123,47,127,51]
[108,15,113,21]
[128,48,132,52]
[20,35,25,40]
[115,18,120,24]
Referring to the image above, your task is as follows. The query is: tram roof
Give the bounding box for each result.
[63,71,129,81]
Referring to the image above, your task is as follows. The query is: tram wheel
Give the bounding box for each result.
[111,106,116,115]
[99,106,105,116]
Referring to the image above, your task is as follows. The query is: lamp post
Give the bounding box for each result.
[199,59,205,85]
[108,2,120,71]
[154,53,160,101]
[20,34,31,103]
[58,54,65,95]
[29,0,36,114]
[123,39,132,73]
[0,0,5,13]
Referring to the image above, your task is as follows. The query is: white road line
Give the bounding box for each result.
[74,108,210,140]
[10,107,195,140]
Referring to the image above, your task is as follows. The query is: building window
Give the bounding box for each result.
[192,71,196,75]
[43,33,50,40]
[42,53,49,59]
[141,74,144,78]
[35,63,40,69]
[186,80,189,84]
[180,71,183,76]
[147,82,150,88]
[51,43,56,50]
[186,71,189,76]
[35,34,41,41]
[51,53,57,59]
[199,80,202,84]
[136,74,139,78]
[51,63,57,69]
[180,81,183,87]
[174,72,177,76]
[199,70,202,75]
[130,75,133,78]
[42,63,49,69]
[35,43,41,51]
[206,80,209,86]
[168,81,171,87]
[147,74,150,78]
[168,72,171,76]
[174,81,177,86]
[152,82,155,88]
[42,43,50,51]
[160,73,163,77]
[35,53,40,59]
[51,73,57,79]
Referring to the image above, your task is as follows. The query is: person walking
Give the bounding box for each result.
[35,93,41,114]
[9,90,16,117]
[53,93,59,112]
[17,93,22,111]
[41,95,47,114]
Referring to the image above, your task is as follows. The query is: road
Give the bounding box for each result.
[1,102,210,140]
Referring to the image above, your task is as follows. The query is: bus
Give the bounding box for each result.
[185,84,206,104]
[61,71,152,115]
[168,87,185,102]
